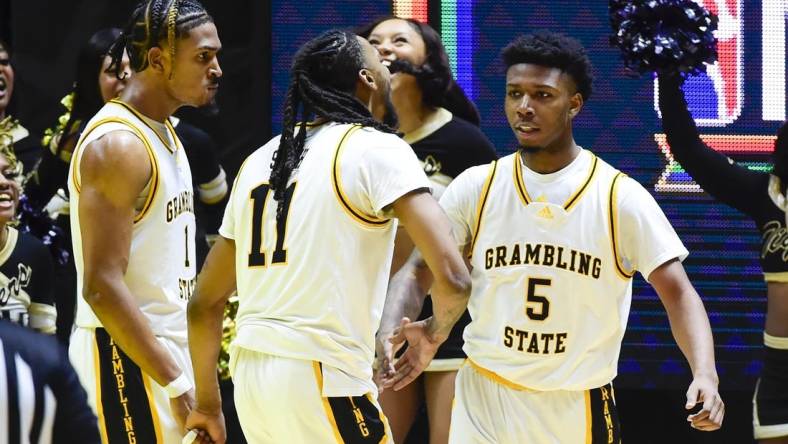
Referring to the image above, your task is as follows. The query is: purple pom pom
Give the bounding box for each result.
[610,0,718,76]
[16,194,70,265]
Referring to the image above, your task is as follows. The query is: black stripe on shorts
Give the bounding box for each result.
[326,394,387,443]
[588,383,622,444]
[95,328,159,444]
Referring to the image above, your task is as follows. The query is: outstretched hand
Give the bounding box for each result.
[380,316,444,391]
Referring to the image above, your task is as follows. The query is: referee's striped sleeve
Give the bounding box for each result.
[0,322,99,444]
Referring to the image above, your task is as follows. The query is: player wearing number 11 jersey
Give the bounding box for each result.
[378,32,724,443]
[185,30,471,444]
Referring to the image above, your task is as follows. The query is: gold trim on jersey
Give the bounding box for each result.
[425,357,465,372]
[109,99,179,154]
[92,334,110,444]
[513,151,599,211]
[141,375,163,443]
[764,272,788,282]
[609,172,635,279]
[468,161,498,258]
[467,358,536,392]
[403,107,453,145]
[585,390,592,444]
[564,155,598,211]
[0,226,18,267]
[331,125,391,228]
[365,393,391,444]
[312,361,344,443]
[71,117,160,225]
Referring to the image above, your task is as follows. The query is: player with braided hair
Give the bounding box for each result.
[66,1,221,443]
[187,29,471,443]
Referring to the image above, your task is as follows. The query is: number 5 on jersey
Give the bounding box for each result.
[248,183,296,267]
[526,277,551,321]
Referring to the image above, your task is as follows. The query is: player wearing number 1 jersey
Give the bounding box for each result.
[185,30,471,444]
[379,32,724,443]
[67,2,222,443]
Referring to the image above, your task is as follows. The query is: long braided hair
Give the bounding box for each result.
[107,0,212,77]
[269,29,396,221]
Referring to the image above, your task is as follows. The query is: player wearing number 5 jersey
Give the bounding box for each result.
[379,32,724,443]
[185,29,471,444]
[67,1,222,443]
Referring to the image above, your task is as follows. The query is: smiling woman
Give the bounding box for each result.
[0,123,56,335]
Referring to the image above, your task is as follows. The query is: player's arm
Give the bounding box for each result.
[378,247,433,349]
[649,260,724,431]
[78,132,188,390]
[381,191,471,390]
[185,236,236,443]
[620,177,723,431]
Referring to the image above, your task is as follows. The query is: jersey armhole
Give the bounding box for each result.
[609,172,636,279]
[330,125,392,228]
[71,118,160,225]
[468,160,498,258]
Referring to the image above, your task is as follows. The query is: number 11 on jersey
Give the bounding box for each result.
[248,182,296,267]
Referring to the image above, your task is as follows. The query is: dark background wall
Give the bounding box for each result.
[0,0,765,442]
[0,0,269,177]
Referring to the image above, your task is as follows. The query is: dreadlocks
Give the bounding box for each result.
[269,29,397,221]
[108,0,212,77]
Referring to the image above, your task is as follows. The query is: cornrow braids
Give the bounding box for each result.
[108,0,212,78]
[269,29,396,224]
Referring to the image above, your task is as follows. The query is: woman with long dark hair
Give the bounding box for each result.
[358,17,497,444]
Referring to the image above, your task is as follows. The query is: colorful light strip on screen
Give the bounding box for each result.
[440,0,474,99]
[391,0,474,99]
[392,0,428,22]
[654,134,776,192]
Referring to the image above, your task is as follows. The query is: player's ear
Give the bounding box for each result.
[569,92,583,118]
[148,46,166,74]
[358,68,378,92]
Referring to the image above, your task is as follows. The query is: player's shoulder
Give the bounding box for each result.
[236,135,281,179]
[448,157,501,193]
[350,125,410,152]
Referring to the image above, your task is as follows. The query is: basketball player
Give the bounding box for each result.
[66,1,221,443]
[185,29,471,444]
[379,31,724,443]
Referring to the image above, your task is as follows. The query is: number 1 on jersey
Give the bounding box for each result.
[184,226,190,268]
[248,183,296,267]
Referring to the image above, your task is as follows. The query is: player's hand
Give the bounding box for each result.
[184,407,226,444]
[685,375,724,431]
[170,390,196,434]
[373,318,409,392]
[381,316,444,391]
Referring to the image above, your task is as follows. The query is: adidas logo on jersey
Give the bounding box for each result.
[536,206,553,219]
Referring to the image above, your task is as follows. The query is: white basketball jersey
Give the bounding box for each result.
[221,123,429,393]
[456,151,683,391]
[69,100,196,342]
